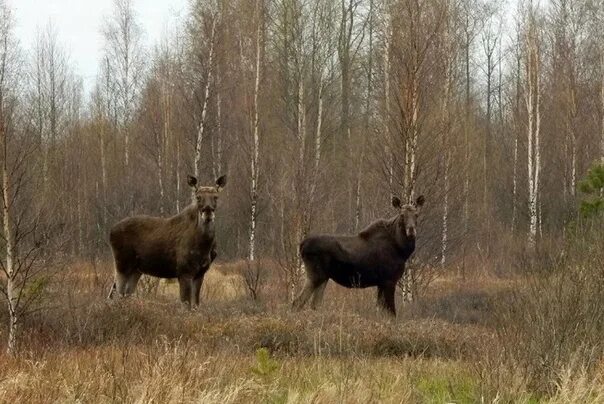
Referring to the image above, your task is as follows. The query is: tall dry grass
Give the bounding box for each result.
[1,229,604,403]
[478,221,604,400]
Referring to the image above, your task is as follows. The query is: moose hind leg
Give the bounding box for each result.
[292,278,315,311]
[125,272,142,296]
[110,252,134,298]
[310,280,328,310]
[113,271,129,297]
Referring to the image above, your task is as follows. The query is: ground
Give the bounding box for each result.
[0,260,600,403]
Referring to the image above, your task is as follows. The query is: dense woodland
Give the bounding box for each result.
[1,0,604,348]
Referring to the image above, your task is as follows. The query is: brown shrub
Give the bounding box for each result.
[480,222,604,397]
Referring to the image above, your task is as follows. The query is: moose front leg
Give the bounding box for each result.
[377,283,397,317]
[178,275,193,308]
[191,271,207,308]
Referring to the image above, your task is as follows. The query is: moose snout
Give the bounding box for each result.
[406,227,416,237]
[201,207,215,222]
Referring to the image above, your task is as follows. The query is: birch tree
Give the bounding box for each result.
[0,2,62,354]
[249,0,264,261]
[102,0,145,175]
[0,0,21,354]
[188,8,218,181]
[522,1,543,251]
[28,24,73,192]
[438,0,460,268]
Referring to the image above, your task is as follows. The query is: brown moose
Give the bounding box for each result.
[292,195,425,316]
[108,175,227,307]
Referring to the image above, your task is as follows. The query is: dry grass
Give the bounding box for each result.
[0,254,603,403]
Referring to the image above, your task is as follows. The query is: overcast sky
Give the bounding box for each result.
[11,0,189,91]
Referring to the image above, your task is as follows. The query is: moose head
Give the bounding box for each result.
[187,175,227,223]
[392,195,425,238]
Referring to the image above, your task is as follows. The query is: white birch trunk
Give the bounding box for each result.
[194,20,217,183]
[405,76,419,203]
[512,133,518,233]
[354,0,373,232]
[401,62,420,303]
[158,97,167,215]
[601,51,604,163]
[383,18,393,193]
[440,30,452,269]
[567,81,577,198]
[535,47,541,238]
[526,56,536,250]
[249,4,262,262]
[314,73,323,174]
[99,122,108,226]
[512,40,521,234]
[2,124,17,355]
[77,188,83,254]
[175,131,181,213]
[525,18,540,252]
[294,72,306,289]
[297,75,306,166]
[212,92,223,180]
[309,71,323,209]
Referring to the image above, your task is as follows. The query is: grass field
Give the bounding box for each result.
[0,259,602,403]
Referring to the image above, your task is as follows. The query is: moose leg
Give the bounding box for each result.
[113,271,129,297]
[376,286,386,309]
[178,275,193,308]
[191,273,206,308]
[292,278,315,310]
[377,283,397,317]
[110,249,136,298]
[125,272,142,296]
[310,280,328,310]
[107,282,117,299]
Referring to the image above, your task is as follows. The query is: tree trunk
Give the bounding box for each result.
[309,70,323,209]
[601,51,604,163]
[525,17,541,252]
[2,114,18,355]
[99,121,108,227]
[159,79,170,215]
[314,73,323,174]
[384,18,393,194]
[463,22,471,240]
[194,19,217,183]
[404,72,419,203]
[512,37,521,234]
[440,21,453,269]
[175,130,181,213]
[212,92,223,179]
[295,70,306,281]
[355,0,373,231]
[249,2,262,262]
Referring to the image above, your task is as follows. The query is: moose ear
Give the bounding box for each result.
[415,195,425,208]
[187,175,198,188]
[392,196,402,209]
[215,174,227,191]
